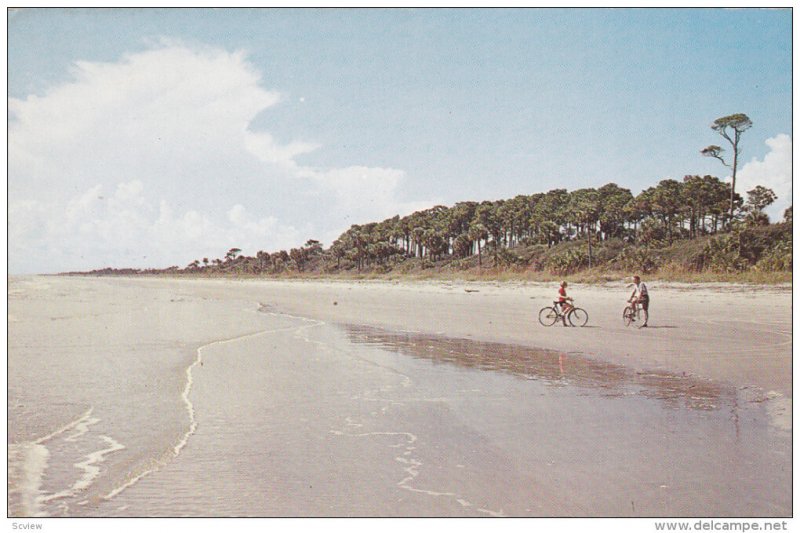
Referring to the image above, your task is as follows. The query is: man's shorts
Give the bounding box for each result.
[639,296,649,311]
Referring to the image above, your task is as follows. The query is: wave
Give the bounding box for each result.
[9,407,111,517]
[40,436,126,505]
[8,442,50,517]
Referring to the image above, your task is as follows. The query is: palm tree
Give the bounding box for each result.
[598,183,633,240]
[452,233,472,259]
[412,227,425,258]
[568,188,601,266]
[532,189,568,246]
[468,223,488,267]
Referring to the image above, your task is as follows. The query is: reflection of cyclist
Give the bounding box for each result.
[557,281,574,325]
[629,275,649,327]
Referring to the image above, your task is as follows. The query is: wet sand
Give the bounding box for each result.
[8,276,791,517]
[216,277,793,399]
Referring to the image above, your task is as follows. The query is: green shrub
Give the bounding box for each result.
[494,247,524,267]
[545,248,588,275]
[755,238,792,272]
[612,246,662,273]
[689,224,792,273]
[593,239,625,265]
[697,235,746,272]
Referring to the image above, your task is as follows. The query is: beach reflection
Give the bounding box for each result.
[344,325,733,413]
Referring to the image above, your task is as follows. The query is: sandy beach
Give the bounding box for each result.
[7,275,791,517]
[231,277,793,399]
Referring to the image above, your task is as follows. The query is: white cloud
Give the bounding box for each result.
[736,134,792,221]
[8,40,424,273]
[244,131,320,167]
[9,181,308,273]
[9,42,280,201]
[309,166,422,217]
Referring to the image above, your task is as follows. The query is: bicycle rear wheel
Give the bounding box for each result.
[538,306,559,326]
[568,308,588,327]
[623,306,635,327]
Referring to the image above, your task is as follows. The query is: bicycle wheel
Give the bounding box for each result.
[538,306,559,326]
[623,306,635,327]
[568,307,588,327]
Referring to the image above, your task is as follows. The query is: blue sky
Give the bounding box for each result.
[8,7,793,273]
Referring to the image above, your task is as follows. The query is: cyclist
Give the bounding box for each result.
[628,275,649,328]
[557,281,574,326]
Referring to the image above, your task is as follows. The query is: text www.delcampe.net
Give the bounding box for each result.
[655,521,789,532]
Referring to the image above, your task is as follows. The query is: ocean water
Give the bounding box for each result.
[8,276,276,517]
[7,276,791,517]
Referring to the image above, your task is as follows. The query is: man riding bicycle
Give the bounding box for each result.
[628,275,649,328]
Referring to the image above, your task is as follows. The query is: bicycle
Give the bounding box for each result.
[622,299,648,327]
[538,301,589,327]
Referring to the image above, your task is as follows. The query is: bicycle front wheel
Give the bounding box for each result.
[568,308,588,327]
[538,306,558,326]
[623,306,634,327]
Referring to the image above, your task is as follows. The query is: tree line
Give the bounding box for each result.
[176,174,785,276]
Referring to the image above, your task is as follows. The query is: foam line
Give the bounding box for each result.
[9,407,95,516]
[71,436,126,491]
[64,414,100,443]
[331,424,506,516]
[477,507,506,517]
[34,407,95,445]
[174,320,322,457]
[104,310,320,501]
[40,435,125,504]
[10,443,50,517]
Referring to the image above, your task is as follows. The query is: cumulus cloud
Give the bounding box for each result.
[9,42,280,202]
[244,131,320,167]
[9,180,308,273]
[736,134,792,221]
[8,40,424,273]
[299,165,432,236]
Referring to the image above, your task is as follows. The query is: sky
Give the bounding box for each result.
[7,7,793,274]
